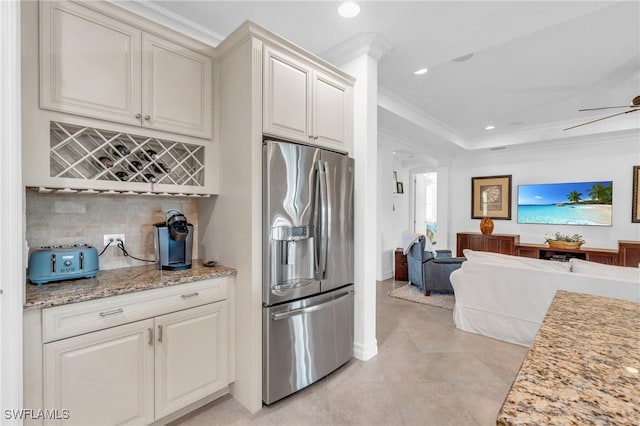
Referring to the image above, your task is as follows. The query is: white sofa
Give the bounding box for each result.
[450,250,640,347]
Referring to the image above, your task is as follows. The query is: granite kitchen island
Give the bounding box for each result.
[497,290,640,425]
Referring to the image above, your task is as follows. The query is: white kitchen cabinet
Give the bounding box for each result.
[25,277,233,426]
[313,71,351,149]
[23,0,217,195]
[142,34,212,139]
[263,46,352,152]
[154,302,228,418]
[40,1,212,140]
[40,1,142,128]
[43,319,155,426]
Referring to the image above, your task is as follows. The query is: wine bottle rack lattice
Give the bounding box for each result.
[49,121,205,187]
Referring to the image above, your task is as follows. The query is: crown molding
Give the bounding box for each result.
[469,113,640,150]
[321,32,392,65]
[378,127,450,168]
[215,20,355,83]
[378,87,469,149]
[457,128,639,164]
[107,0,225,47]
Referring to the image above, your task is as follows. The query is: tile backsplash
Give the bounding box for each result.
[26,191,198,270]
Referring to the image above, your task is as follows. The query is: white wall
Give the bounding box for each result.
[376,144,394,280]
[393,164,411,240]
[449,134,640,251]
[376,147,412,280]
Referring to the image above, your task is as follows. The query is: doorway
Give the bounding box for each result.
[414,172,438,245]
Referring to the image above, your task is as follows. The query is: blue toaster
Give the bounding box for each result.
[28,244,99,285]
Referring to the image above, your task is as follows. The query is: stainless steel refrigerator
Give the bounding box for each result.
[262,139,354,405]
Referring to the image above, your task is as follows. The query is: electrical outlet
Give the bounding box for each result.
[103,234,125,247]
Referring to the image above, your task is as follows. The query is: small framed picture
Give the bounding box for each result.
[471,175,512,219]
[393,171,398,193]
[396,182,404,194]
[633,165,640,223]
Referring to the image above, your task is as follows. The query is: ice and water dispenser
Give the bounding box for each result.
[269,224,315,290]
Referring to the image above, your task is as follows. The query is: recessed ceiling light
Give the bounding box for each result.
[338,2,360,18]
[414,68,428,75]
[485,125,495,130]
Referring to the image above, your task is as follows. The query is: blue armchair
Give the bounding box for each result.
[407,235,465,295]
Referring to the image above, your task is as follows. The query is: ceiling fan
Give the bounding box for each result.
[563,95,640,131]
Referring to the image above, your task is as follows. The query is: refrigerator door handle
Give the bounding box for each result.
[318,161,329,279]
[271,290,354,321]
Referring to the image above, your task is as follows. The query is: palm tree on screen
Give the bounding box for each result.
[588,183,612,204]
[567,191,582,203]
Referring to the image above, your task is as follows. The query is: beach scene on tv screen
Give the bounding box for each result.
[518,181,613,226]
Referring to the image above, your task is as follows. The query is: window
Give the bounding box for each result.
[414,172,437,244]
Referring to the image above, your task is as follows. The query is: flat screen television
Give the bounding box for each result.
[517,181,613,226]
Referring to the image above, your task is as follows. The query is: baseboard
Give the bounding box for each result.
[377,270,393,281]
[152,386,229,425]
[353,339,378,361]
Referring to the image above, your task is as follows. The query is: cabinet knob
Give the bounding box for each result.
[314,136,319,140]
[144,115,151,121]
[135,113,142,119]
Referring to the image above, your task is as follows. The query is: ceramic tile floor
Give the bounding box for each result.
[170,279,528,426]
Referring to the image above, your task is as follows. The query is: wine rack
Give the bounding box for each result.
[49,121,205,188]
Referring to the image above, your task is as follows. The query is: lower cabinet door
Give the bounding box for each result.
[43,319,155,426]
[154,301,228,419]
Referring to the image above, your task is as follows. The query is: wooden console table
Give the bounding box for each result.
[456,232,519,257]
[456,232,639,267]
[618,240,640,267]
[515,243,618,265]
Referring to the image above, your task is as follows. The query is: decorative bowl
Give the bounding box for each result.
[547,240,583,250]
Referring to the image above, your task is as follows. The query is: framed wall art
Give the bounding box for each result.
[633,166,640,223]
[393,171,398,193]
[471,175,512,219]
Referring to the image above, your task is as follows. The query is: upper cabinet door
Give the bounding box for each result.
[263,45,353,152]
[40,1,142,126]
[263,47,312,142]
[142,34,212,139]
[313,72,351,150]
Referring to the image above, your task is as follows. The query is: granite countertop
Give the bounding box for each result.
[25,260,236,310]
[497,290,640,425]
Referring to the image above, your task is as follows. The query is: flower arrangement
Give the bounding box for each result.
[544,232,585,249]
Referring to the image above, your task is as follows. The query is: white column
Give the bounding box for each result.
[0,0,24,419]
[324,34,391,361]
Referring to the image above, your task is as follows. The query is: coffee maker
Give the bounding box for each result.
[153,209,193,271]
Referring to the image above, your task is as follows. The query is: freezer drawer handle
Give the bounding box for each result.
[271,290,354,321]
